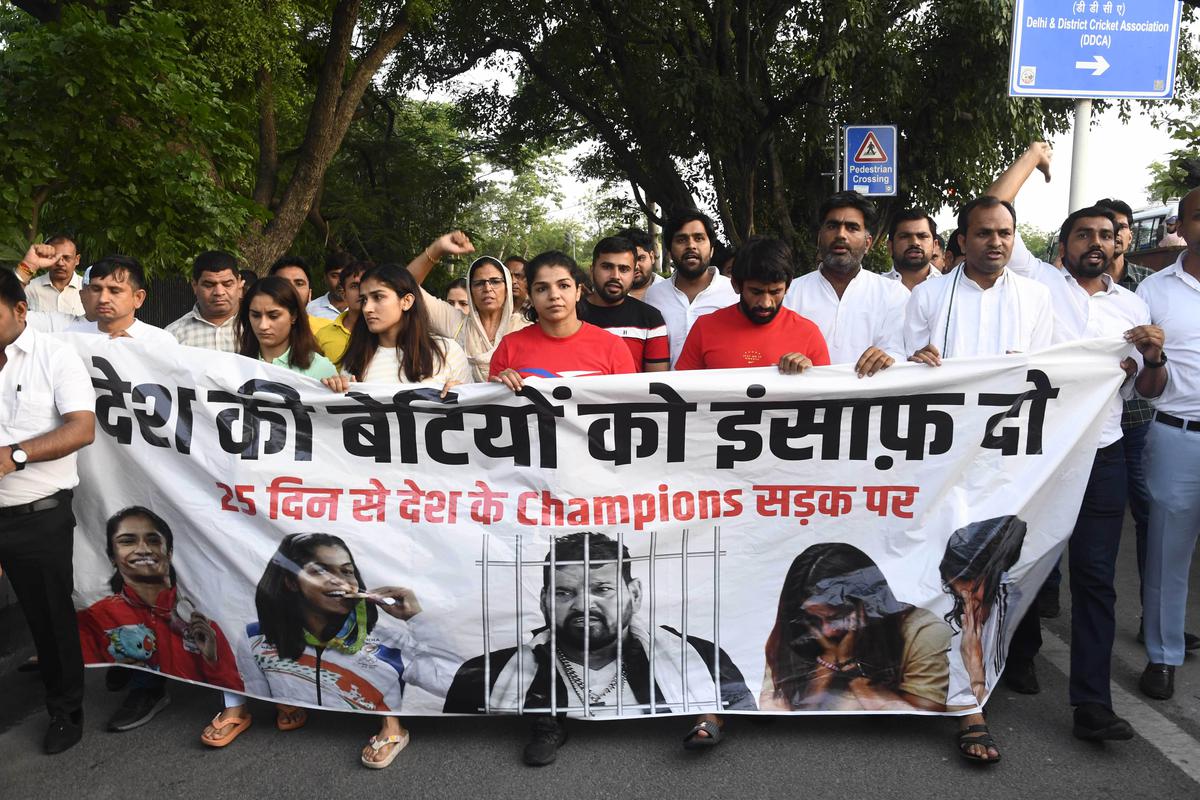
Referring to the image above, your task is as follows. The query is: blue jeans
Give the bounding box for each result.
[1143,421,1200,665]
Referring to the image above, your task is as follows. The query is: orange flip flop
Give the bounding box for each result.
[275,705,308,732]
[201,712,252,748]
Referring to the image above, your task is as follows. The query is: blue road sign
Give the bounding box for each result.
[843,125,897,197]
[1009,0,1183,99]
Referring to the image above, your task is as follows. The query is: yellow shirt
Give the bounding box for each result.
[316,310,352,366]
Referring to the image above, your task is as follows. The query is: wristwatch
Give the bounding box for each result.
[1144,352,1168,369]
[8,443,28,471]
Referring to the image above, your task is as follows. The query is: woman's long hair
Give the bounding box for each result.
[254,533,378,661]
[237,276,320,370]
[939,515,1026,673]
[763,543,912,708]
[341,264,445,382]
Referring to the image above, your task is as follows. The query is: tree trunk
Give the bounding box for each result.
[238,1,410,271]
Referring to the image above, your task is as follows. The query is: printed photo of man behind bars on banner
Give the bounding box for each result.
[443,531,757,715]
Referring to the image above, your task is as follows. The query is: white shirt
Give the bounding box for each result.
[783,268,908,364]
[27,310,80,333]
[1136,253,1200,419]
[904,265,1054,359]
[0,326,95,505]
[882,264,942,288]
[644,267,737,367]
[360,336,472,386]
[67,318,179,348]
[1019,255,1149,447]
[306,293,343,320]
[26,273,85,316]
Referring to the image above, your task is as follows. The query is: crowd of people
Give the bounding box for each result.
[0,141,1197,770]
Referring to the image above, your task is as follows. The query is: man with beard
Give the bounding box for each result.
[644,210,737,367]
[579,236,669,371]
[1005,206,1158,740]
[883,209,942,291]
[783,192,908,377]
[616,227,659,300]
[443,532,755,765]
[676,236,829,372]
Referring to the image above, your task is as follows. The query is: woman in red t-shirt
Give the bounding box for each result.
[490,251,636,390]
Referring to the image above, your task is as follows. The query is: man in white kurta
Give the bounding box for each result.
[783,192,907,376]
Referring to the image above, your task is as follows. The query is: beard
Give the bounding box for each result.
[739,298,781,326]
[1065,248,1111,278]
[557,610,623,649]
[671,250,711,279]
[893,249,930,272]
[819,248,863,274]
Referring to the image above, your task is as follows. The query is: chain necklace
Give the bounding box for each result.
[555,648,624,705]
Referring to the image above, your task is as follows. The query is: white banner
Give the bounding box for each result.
[67,335,1128,717]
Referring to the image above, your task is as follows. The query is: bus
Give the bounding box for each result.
[1128,201,1184,270]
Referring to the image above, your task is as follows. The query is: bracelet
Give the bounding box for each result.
[423,247,437,267]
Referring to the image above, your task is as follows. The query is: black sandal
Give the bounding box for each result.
[956,723,1001,764]
[683,720,723,750]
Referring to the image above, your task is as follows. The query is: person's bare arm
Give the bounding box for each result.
[15,242,58,285]
[985,142,1052,203]
[405,231,476,285]
[644,361,669,373]
[0,410,95,478]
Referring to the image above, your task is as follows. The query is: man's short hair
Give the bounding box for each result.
[956,195,1017,234]
[934,233,946,250]
[1058,205,1116,247]
[193,250,238,281]
[504,255,528,268]
[888,208,937,239]
[663,208,717,246]
[615,227,654,253]
[45,234,78,250]
[819,191,879,232]
[1094,197,1134,223]
[591,236,637,264]
[90,255,147,291]
[0,269,28,308]
[239,270,258,290]
[543,532,633,586]
[731,236,795,286]
[324,251,354,275]
[268,255,311,280]
[341,260,371,283]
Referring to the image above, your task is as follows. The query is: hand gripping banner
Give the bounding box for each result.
[68,336,1129,718]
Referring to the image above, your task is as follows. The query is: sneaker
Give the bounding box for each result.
[1073,703,1133,741]
[523,717,567,766]
[107,687,170,732]
[44,712,83,755]
[105,667,133,692]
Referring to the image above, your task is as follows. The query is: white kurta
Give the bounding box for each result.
[644,267,737,368]
[782,268,908,364]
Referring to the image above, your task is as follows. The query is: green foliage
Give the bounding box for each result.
[0,3,259,272]
[1145,113,1200,202]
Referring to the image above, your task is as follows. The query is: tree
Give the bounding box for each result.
[0,4,257,271]
[410,0,1200,263]
[5,0,423,271]
[1145,115,1200,202]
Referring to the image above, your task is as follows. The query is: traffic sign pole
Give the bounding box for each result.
[1068,99,1092,213]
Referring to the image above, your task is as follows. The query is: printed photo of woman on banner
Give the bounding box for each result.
[239,532,459,711]
[77,506,244,691]
[759,543,951,712]
[939,515,1028,706]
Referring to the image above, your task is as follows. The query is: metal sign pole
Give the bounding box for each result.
[1068,98,1092,213]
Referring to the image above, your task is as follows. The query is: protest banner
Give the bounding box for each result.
[68,335,1128,717]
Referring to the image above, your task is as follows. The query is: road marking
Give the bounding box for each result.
[1039,630,1200,784]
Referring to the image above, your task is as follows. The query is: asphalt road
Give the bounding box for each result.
[2,516,1197,800]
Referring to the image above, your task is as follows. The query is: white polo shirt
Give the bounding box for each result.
[783,267,909,364]
[1137,253,1200,420]
[0,326,95,505]
[904,264,1054,359]
[25,272,85,317]
[644,267,737,367]
[67,318,179,348]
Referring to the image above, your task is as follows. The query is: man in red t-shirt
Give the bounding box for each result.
[676,237,829,373]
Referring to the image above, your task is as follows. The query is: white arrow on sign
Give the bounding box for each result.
[1074,55,1110,77]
